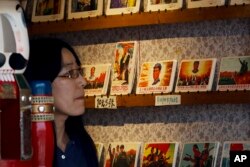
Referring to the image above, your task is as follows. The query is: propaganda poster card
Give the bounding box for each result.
[175,58,216,92]
[82,64,111,96]
[136,60,177,94]
[142,142,179,167]
[217,56,250,91]
[179,142,220,167]
[104,142,142,167]
[110,41,139,95]
[220,141,250,167]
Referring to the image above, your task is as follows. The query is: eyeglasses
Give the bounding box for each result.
[58,68,84,79]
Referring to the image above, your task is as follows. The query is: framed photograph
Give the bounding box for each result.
[229,0,250,5]
[142,142,179,167]
[67,0,103,19]
[179,142,220,167]
[105,0,141,15]
[220,141,250,167]
[145,0,183,12]
[175,58,217,93]
[31,0,65,22]
[216,56,250,91]
[136,60,177,94]
[186,0,225,9]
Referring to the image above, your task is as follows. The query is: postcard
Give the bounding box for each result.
[186,0,225,9]
[217,56,250,91]
[142,142,179,167]
[110,41,139,95]
[82,64,111,96]
[32,0,65,22]
[67,0,103,19]
[179,142,220,167]
[145,0,183,12]
[136,60,177,94]
[104,142,141,167]
[175,58,217,92]
[220,141,250,167]
[105,0,141,15]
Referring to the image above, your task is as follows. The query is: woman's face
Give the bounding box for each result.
[52,48,87,116]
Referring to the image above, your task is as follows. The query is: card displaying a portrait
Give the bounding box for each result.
[175,58,217,92]
[67,0,103,19]
[136,60,177,94]
[105,0,141,15]
[82,64,111,96]
[145,0,183,12]
[186,0,225,9]
[32,0,65,22]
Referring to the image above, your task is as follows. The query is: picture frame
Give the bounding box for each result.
[32,0,65,22]
[186,0,225,9]
[67,0,103,19]
[105,0,141,15]
[145,0,183,12]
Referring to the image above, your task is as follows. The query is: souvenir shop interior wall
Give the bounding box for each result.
[31,17,250,165]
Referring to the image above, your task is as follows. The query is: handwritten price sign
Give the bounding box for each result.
[95,96,117,109]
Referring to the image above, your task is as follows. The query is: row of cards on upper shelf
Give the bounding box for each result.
[31,0,250,22]
[82,41,250,96]
[95,141,250,167]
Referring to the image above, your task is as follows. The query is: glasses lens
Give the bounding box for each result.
[68,68,83,79]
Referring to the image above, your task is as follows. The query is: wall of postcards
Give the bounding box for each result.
[33,15,250,166]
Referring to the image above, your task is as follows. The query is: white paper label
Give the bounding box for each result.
[95,96,117,109]
[155,95,181,106]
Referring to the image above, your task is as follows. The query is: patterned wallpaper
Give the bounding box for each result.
[36,18,250,166]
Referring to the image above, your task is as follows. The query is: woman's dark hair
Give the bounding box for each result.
[24,38,98,167]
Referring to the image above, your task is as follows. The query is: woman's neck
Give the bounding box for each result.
[54,113,69,152]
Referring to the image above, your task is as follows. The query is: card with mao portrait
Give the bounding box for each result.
[175,58,217,92]
[136,60,177,94]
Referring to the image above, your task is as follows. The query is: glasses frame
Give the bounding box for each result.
[58,68,84,79]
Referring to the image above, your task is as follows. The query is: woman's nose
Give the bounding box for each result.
[77,74,87,88]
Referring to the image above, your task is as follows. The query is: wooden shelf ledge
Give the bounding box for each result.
[84,91,250,108]
[28,5,250,35]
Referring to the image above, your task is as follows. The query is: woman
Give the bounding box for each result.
[24,38,98,167]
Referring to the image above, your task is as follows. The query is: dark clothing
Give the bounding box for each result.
[55,137,87,167]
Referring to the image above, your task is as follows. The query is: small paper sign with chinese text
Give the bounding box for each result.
[95,96,117,109]
[155,95,181,106]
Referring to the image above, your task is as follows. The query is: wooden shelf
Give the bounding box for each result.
[84,91,250,108]
[28,5,250,35]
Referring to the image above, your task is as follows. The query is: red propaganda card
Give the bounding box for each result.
[175,58,217,92]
